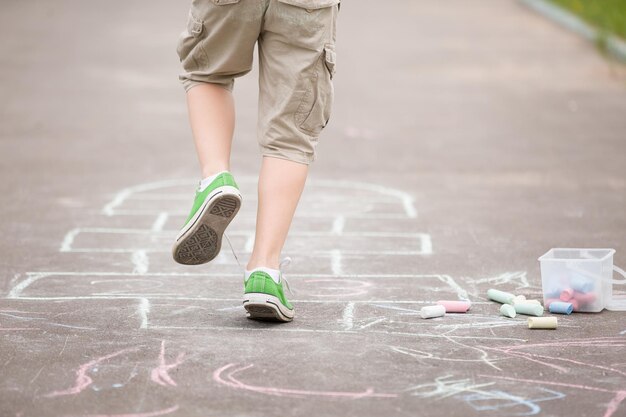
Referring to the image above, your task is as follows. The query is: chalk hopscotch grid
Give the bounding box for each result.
[7,178,447,334]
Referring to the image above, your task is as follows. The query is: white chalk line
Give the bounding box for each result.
[110,210,416,220]
[7,272,474,301]
[102,177,419,218]
[138,298,150,329]
[62,227,429,238]
[59,228,81,252]
[151,212,169,232]
[331,216,345,235]
[8,295,493,305]
[465,271,532,290]
[131,250,149,275]
[60,248,430,256]
[342,302,355,330]
[146,326,526,341]
[331,250,343,275]
[59,227,431,254]
[102,179,194,216]
[7,274,49,299]
[359,317,387,330]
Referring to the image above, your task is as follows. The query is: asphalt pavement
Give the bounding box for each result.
[1,1,625,416]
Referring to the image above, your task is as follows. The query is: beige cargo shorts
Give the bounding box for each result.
[176,0,339,164]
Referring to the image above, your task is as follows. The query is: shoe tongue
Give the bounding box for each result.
[245,267,281,284]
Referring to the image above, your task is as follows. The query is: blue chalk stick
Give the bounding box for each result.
[548,301,574,315]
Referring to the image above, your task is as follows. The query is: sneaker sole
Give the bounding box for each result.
[172,186,241,265]
[243,293,294,322]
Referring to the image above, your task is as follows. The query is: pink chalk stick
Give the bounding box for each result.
[573,291,597,305]
[436,300,471,313]
[560,288,574,301]
[570,298,580,311]
[544,298,561,309]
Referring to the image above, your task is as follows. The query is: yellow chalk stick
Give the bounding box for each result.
[528,317,557,329]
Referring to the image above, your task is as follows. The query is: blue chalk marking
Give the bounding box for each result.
[548,301,573,315]
[459,387,566,416]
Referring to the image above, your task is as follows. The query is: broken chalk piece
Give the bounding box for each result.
[514,302,544,317]
[500,304,516,318]
[548,301,573,315]
[487,289,516,304]
[420,305,446,319]
[512,295,526,304]
[437,300,471,313]
[560,288,574,301]
[528,317,557,329]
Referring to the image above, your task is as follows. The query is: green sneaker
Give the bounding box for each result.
[243,266,294,322]
[172,172,241,265]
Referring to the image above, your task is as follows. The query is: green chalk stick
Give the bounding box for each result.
[500,304,516,318]
[488,289,516,304]
[514,302,544,317]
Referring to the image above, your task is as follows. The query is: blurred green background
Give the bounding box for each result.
[549,0,626,39]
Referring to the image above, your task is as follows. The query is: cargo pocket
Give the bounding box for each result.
[176,11,208,72]
[278,0,339,9]
[295,45,336,136]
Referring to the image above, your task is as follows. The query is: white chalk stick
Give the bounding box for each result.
[420,305,446,319]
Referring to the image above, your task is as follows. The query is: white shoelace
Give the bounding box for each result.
[279,257,294,295]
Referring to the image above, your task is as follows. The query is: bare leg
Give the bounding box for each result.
[186,83,235,177]
[247,157,308,270]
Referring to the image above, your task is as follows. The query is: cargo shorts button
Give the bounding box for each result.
[306,8,313,12]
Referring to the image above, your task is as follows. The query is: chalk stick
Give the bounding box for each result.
[573,291,596,305]
[500,304,516,318]
[548,301,573,315]
[437,300,471,313]
[570,298,580,311]
[528,317,557,329]
[544,298,561,309]
[514,302,544,317]
[571,276,594,293]
[420,305,446,319]
[560,288,574,301]
[487,289,515,304]
[513,298,541,306]
[512,295,526,304]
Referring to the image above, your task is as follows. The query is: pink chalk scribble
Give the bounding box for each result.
[67,404,179,417]
[45,347,140,398]
[213,363,397,399]
[150,341,185,387]
[478,337,626,417]
[482,337,626,377]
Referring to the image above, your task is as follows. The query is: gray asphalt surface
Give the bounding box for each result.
[1,1,625,416]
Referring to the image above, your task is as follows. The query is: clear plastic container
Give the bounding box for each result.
[538,248,626,312]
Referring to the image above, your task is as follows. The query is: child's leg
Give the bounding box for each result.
[247,157,308,270]
[186,83,235,178]
[243,2,338,321]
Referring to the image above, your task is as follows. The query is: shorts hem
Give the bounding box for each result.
[260,148,315,165]
[181,77,234,92]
